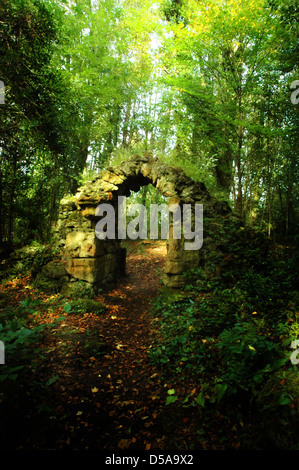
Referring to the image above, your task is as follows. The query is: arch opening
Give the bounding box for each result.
[110,183,168,290]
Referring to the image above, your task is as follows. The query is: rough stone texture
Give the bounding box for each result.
[65,232,104,258]
[41,260,67,280]
[51,155,235,291]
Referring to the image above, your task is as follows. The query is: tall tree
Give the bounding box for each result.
[0,0,79,243]
[158,0,298,235]
[56,0,159,171]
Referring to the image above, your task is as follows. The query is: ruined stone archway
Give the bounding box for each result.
[54,155,232,295]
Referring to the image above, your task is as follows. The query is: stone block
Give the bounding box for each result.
[65,232,104,258]
[66,253,118,284]
[101,169,126,185]
[66,258,104,283]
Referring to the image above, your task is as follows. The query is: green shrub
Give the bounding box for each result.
[33,278,60,294]
[217,322,286,396]
[0,319,45,382]
[69,281,96,299]
[256,370,299,449]
[149,298,199,368]
[147,219,298,449]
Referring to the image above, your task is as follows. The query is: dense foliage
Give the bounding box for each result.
[0,0,298,452]
[148,228,299,449]
[0,0,298,245]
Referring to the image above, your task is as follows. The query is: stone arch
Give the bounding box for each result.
[54,155,232,295]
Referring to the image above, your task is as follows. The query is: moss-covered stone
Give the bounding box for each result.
[41,261,67,279]
[54,154,247,291]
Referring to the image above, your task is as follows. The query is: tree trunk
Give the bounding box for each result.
[122,100,132,147]
[235,90,243,216]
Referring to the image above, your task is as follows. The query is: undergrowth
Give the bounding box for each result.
[148,231,299,450]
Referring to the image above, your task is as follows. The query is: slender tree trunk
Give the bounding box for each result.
[215,143,233,199]
[161,95,173,154]
[122,100,131,147]
[113,104,121,147]
[128,100,137,146]
[235,90,243,216]
[235,131,243,215]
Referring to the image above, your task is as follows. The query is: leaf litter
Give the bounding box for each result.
[0,240,235,451]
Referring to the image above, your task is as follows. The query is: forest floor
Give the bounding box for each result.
[1,240,248,451]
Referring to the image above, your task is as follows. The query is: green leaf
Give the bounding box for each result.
[165,395,177,405]
[195,391,205,407]
[63,303,72,313]
[46,375,59,386]
[278,395,290,405]
[216,383,228,403]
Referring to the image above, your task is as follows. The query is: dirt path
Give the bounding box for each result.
[89,241,167,450]
[98,240,166,359]
[42,240,174,451]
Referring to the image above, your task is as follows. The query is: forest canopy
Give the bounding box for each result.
[0,0,298,246]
